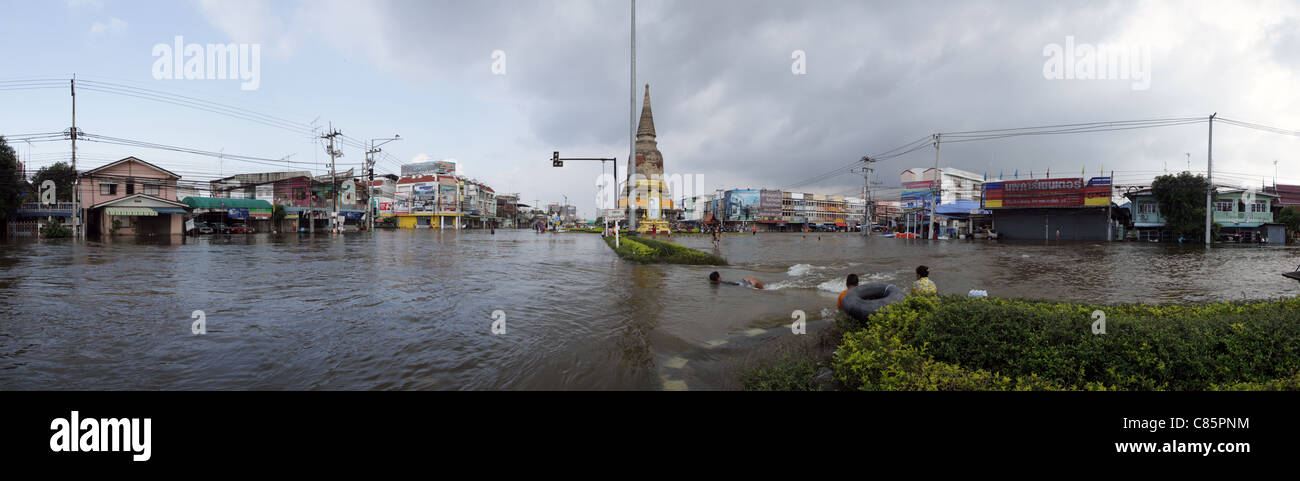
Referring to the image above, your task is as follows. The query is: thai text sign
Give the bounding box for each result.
[985,177,1110,208]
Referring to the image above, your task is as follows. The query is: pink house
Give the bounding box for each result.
[78,156,189,237]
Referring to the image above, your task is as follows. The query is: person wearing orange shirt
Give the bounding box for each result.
[837,274,860,310]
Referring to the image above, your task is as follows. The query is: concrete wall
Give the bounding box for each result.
[993,208,1110,240]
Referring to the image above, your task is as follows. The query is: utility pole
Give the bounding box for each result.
[321,124,343,234]
[854,156,875,236]
[1206,113,1215,245]
[932,133,940,240]
[628,0,637,232]
[1106,170,1113,242]
[70,76,79,238]
[366,135,400,232]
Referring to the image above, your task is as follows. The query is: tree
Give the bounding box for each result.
[30,161,76,202]
[1151,172,1212,238]
[0,136,28,236]
[1277,206,1300,241]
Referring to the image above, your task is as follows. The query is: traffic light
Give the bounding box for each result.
[552,151,562,167]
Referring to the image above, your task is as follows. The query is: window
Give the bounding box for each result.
[143,182,160,196]
[1252,200,1268,213]
[1139,202,1157,214]
[1214,200,1234,212]
[293,188,307,201]
[100,182,117,195]
[125,183,135,195]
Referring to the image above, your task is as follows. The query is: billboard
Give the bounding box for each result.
[901,180,937,209]
[759,189,783,219]
[402,161,456,176]
[393,192,410,215]
[725,190,760,221]
[439,184,458,212]
[984,177,1111,208]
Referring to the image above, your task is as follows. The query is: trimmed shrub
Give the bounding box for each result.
[603,236,727,265]
[741,356,821,391]
[834,295,1300,391]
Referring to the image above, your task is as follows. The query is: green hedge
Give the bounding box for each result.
[833,295,1300,391]
[741,355,821,391]
[603,236,727,265]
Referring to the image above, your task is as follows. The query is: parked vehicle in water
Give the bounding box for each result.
[211,222,231,234]
[230,223,253,234]
[189,221,213,235]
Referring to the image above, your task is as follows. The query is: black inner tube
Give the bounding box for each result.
[841,282,905,322]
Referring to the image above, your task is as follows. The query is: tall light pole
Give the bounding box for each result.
[1205,113,1216,245]
[366,135,401,232]
[628,0,637,232]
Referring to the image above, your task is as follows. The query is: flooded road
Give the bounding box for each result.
[2,230,1298,390]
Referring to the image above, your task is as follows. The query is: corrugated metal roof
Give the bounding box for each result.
[181,197,273,210]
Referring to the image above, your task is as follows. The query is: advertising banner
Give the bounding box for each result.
[439,185,458,212]
[393,192,410,215]
[759,189,782,218]
[249,208,272,220]
[901,180,937,209]
[725,190,760,221]
[227,208,249,219]
[984,177,1111,208]
[402,161,456,176]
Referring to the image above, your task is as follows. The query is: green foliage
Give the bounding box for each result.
[1277,206,1300,239]
[741,355,821,391]
[272,204,286,223]
[30,161,77,202]
[0,136,25,228]
[39,218,71,238]
[602,236,727,265]
[832,295,1300,391]
[375,216,397,228]
[1151,172,1211,237]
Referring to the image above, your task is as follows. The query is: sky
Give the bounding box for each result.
[4,0,1300,217]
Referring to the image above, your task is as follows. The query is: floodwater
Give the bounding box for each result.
[2,230,1298,390]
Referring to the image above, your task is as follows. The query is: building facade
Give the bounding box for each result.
[77,157,188,237]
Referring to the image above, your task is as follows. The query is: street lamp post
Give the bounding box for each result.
[366,135,401,232]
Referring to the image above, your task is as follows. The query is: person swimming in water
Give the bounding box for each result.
[837,273,860,310]
[709,271,765,289]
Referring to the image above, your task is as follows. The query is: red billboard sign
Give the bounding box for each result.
[990,178,1085,208]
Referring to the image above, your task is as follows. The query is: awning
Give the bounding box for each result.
[154,208,188,214]
[835,222,847,227]
[181,197,273,210]
[106,207,158,216]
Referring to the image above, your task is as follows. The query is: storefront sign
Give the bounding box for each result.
[984,177,1110,208]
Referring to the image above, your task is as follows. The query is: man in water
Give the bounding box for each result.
[837,273,860,310]
[912,265,937,295]
[709,271,764,289]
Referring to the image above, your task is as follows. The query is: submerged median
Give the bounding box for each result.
[603,235,727,265]
[745,295,1300,391]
